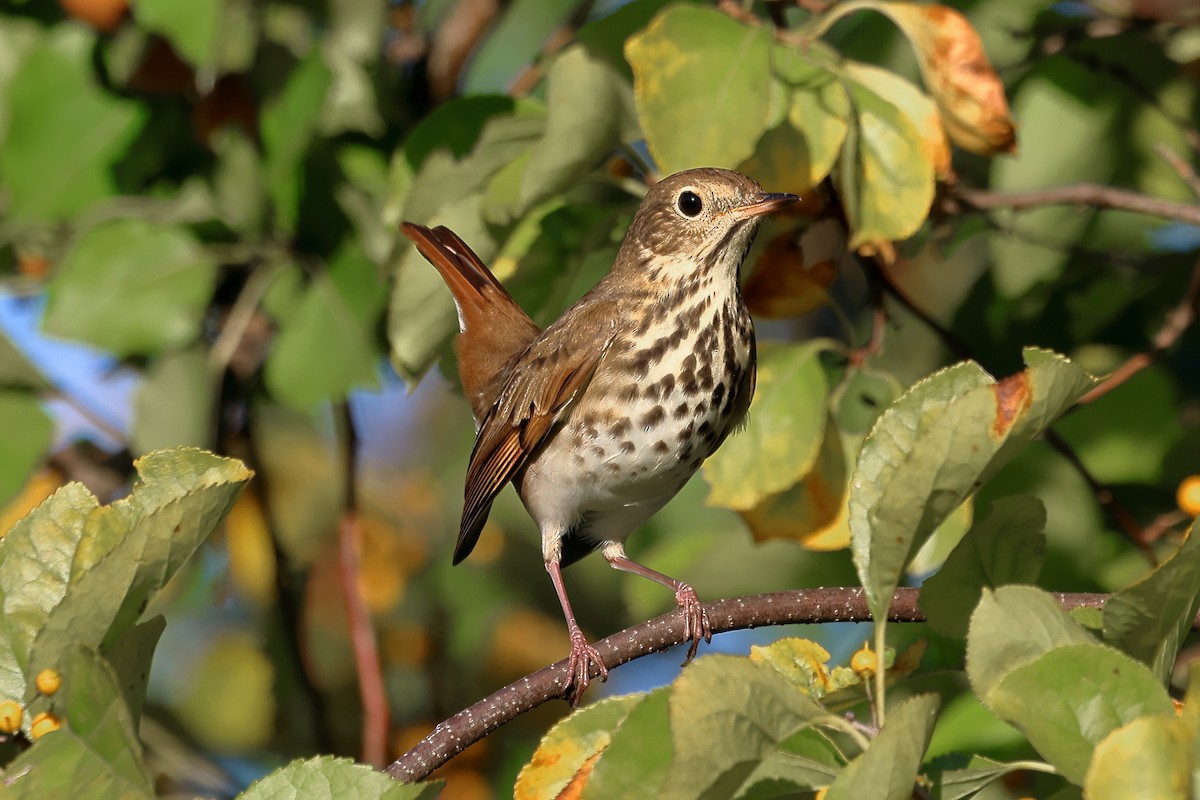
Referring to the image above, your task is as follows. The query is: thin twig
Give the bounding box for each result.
[384,587,1128,783]
[1079,257,1200,406]
[1155,143,1200,199]
[953,183,1200,228]
[335,402,389,768]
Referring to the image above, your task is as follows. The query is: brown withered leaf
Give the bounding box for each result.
[820,2,1016,155]
[881,4,1016,155]
[744,219,846,319]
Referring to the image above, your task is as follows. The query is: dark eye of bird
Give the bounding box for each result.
[677,191,703,217]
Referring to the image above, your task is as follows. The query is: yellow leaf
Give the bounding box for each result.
[225,492,276,608]
[0,468,61,537]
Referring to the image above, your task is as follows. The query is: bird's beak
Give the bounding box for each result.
[731,192,800,220]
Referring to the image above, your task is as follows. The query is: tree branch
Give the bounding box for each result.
[952,183,1200,228]
[384,586,1121,783]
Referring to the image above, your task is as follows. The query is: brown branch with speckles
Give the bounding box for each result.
[384,586,1132,783]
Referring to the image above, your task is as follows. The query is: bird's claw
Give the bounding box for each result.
[564,629,608,706]
[675,583,711,664]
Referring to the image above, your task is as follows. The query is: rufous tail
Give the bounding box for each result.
[400,223,540,420]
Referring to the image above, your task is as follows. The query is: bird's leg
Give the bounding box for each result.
[605,554,712,663]
[545,558,608,705]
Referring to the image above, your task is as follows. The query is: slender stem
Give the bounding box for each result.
[872,623,886,728]
[822,713,873,754]
[335,402,390,768]
[1008,760,1059,776]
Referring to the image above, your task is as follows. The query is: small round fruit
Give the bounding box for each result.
[30,712,61,740]
[851,646,877,677]
[35,669,62,696]
[1177,475,1200,517]
[0,700,22,734]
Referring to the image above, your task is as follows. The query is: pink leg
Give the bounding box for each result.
[546,559,608,705]
[606,555,712,662]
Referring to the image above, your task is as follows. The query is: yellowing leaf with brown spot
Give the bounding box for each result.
[837,61,945,250]
[739,417,853,550]
[514,695,643,800]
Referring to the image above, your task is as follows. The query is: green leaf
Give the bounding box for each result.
[397,96,521,175]
[626,6,772,174]
[2,647,153,799]
[132,346,214,455]
[850,349,1095,623]
[739,46,848,192]
[266,246,385,407]
[101,617,166,726]
[1084,715,1191,800]
[0,17,42,145]
[132,0,256,73]
[518,45,636,213]
[515,694,644,799]
[0,27,144,221]
[989,644,1174,784]
[703,341,828,510]
[924,755,1033,800]
[663,653,832,799]
[919,496,1047,638]
[965,585,1096,705]
[826,694,940,800]
[734,750,840,797]
[212,128,265,235]
[583,689,672,800]
[261,50,333,233]
[1103,521,1200,684]
[44,219,218,357]
[0,391,53,510]
[577,0,681,77]
[240,756,441,800]
[0,449,251,704]
[837,61,943,248]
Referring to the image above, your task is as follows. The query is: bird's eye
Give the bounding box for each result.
[677,190,703,217]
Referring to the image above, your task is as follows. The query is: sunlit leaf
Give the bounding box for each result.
[0,448,251,704]
[626,6,772,174]
[704,342,828,510]
[582,689,672,799]
[850,350,1095,623]
[1083,715,1191,800]
[965,585,1096,704]
[1,647,154,799]
[240,756,441,799]
[133,0,256,73]
[514,694,644,799]
[988,644,1173,784]
[1103,520,1200,684]
[837,60,946,249]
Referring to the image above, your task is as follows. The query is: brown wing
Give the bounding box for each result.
[452,327,615,564]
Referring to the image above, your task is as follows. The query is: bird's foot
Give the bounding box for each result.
[675,583,712,663]
[564,628,608,706]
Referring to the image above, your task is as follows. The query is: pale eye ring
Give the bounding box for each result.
[677,190,703,217]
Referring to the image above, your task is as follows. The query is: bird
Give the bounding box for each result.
[401,168,798,701]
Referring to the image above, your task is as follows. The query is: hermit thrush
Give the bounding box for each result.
[402,168,797,701]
